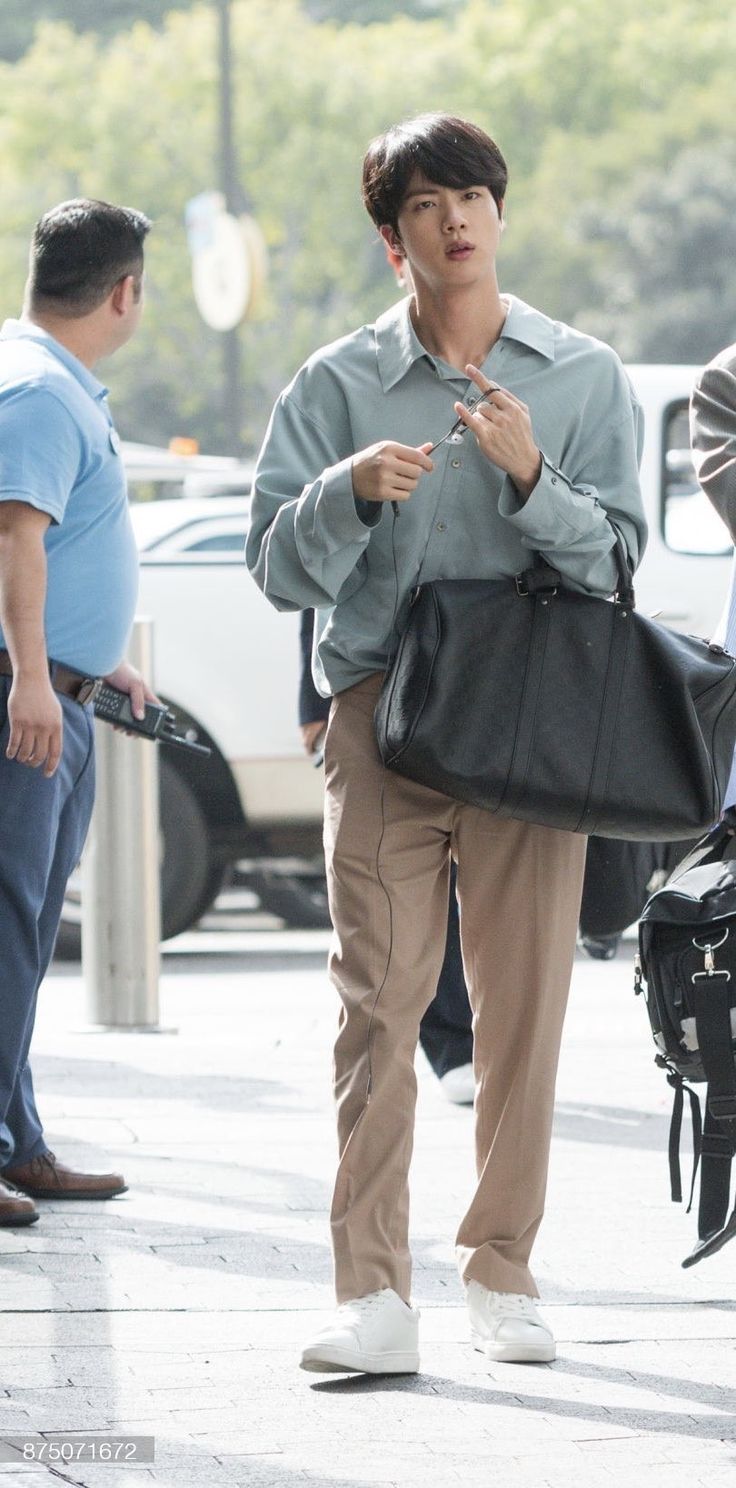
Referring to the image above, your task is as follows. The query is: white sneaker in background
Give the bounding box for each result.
[466,1280,556,1362]
[300,1287,420,1374]
[439,1063,475,1105]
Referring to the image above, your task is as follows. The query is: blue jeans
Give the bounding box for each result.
[0,677,95,1169]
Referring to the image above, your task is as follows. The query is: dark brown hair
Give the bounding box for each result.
[362,113,508,231]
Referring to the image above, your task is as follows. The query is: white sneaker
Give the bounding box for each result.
[439,1063,475,1105]
[466,1280,556,1363]
[300,1288,420,1374]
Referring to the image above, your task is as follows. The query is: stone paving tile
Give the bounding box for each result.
[1,952,733,1488]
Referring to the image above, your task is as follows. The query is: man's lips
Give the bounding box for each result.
[445,242,474,259]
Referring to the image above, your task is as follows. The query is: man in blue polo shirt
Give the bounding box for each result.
[0,198,153,1227]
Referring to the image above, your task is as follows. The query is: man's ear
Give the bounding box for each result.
[379,223,404,257]
[110,274,135,316]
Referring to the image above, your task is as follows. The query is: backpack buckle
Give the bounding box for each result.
[692,930,731,980]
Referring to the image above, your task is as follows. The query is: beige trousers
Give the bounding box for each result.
[323,672,587,1304]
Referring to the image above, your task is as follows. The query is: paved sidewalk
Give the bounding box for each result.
[1,931,735,1488]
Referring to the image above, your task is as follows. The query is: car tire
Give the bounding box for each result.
[248,866,332,930]
[158,760,225,939]
[53,758,224,960]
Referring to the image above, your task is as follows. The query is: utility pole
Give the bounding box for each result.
[216,0,244,452]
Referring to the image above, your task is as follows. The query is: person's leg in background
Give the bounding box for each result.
[418,861,474,1103]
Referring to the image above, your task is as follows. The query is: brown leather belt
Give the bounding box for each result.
[0,649,100,705]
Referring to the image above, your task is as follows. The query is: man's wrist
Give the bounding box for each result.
[510,451,543,504]
[10,647,50,683]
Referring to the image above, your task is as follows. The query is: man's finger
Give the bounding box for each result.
[386,479,419,496]
[6,721,23,760]
[389,442,434,472]
[476,399,505,422]
[392,458,429,481]
[488,387,527,414]
[44,726,63,779]
[19,730,40,765]
[465,363,526,408]
[128,678,146,721]
[465,363,502,393]
[453,401,483,428]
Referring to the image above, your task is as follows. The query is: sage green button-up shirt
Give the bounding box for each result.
[247,294,647,697]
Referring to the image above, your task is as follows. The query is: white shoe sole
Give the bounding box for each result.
[300,1344,420,1375]
[471,1329,556,1364]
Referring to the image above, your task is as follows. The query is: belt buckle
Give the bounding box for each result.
[76,677,102,706]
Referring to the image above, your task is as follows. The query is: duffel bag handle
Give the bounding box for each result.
[517,525,635,607]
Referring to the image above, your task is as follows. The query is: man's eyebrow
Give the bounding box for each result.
[403,184,485,199]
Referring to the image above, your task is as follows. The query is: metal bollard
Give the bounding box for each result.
[81,618,163,1030]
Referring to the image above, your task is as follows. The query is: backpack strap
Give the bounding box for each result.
[681,961,736,1266]
[666,1069,702,1210]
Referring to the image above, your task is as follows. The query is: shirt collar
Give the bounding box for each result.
[0,319,109,401]
[375,293,556,392]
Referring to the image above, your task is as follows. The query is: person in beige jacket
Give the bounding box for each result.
[691,344,736,804]
[691,344,736,543]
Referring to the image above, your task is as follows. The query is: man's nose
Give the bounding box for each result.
[443,200,467,231]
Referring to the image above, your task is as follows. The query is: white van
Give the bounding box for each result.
[55,370,735,953]
[629,365,732,636]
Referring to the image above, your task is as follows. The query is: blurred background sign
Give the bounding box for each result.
[186,192,268,331]
[186,191,250,331]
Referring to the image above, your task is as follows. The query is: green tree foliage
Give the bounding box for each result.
[303,1,460,19]
[568,144,736,365]
[0,0,733,451]
[0,0,461,61]
[0,2,197,61]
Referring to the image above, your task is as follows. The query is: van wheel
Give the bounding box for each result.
[159,760,225,939]
[248,867,331,929]
[53,758,224,959]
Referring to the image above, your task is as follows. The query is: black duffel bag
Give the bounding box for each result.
[374,538,736,841]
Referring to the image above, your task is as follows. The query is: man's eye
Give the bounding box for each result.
[416,199,434,210]
[464,191,481,200]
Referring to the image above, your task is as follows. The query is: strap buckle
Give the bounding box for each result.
[515,569,560,598]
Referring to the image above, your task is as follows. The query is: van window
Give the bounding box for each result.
[662,400,733,557]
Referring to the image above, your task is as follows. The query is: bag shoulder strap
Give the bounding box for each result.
[681,958,736,1265]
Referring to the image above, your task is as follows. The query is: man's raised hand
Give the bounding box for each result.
[352,441,434,504]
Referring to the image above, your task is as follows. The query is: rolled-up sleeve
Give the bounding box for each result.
[690,357,736,542]
[246,390,381,612]
[498,388,646,595]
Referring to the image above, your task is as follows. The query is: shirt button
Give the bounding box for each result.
[551,476,558,485]
[436,521,447,532]
[451,458,461,469]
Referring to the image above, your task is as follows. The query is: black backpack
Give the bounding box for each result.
[637,811,736,1266]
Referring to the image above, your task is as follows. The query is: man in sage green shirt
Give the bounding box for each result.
[247,113,646,1375]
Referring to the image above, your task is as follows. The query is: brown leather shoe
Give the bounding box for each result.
[3,1151,127,1200]
[0,1177,40,1227]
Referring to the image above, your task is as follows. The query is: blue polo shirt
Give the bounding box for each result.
[0,319,138,676]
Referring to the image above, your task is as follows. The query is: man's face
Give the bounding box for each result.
[382,170,503,293]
